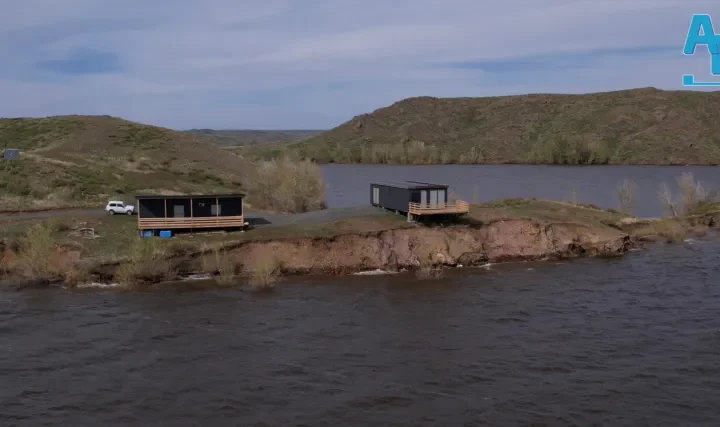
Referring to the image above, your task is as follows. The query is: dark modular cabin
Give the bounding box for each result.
[370,181,469,220]
[136,193,245,235]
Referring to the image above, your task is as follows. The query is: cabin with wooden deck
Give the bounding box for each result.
[370,181,469,222]
[136,193,246,236]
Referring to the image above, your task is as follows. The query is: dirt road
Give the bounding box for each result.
[0,206,389,228]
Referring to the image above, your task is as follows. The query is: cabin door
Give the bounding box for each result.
[420,190,428,206]
[173,205,185,217]
[429,190,438,208]
[372,187,379,204]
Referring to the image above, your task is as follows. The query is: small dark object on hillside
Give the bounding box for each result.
[2,148,20,159]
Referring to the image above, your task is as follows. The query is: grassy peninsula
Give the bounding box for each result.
[0,116,326,213]
[238,87,720,165]
[2,182,718,291]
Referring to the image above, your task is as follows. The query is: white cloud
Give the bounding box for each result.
[0,0,719,129]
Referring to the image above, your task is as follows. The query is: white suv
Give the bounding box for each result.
[105,200,135,215]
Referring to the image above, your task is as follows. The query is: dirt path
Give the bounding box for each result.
[0,206,388,228]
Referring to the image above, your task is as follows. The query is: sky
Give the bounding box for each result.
[1,0,719,129]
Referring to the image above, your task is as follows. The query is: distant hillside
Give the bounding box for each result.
[0,115,249,211]
[185,129,324,146]
[258,88,720,165]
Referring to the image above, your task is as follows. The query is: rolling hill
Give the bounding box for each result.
[185,129,324,146]
[0,115,250,211]
[259,87,720,165]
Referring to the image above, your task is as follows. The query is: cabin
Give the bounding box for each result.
[370,181,469,221]
[135,193,246,236]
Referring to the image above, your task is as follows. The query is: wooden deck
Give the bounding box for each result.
[408,200,470,215]
[137,216,245,230]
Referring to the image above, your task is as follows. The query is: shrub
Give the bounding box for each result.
[246,249,281,290]
[115,237,175,288]
[200,245,239,286]
[247,157,327,213]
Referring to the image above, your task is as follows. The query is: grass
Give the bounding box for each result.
[0,115,326,213]
[186,129,324,146]
[467,198,629,228]
[237,88,720,165]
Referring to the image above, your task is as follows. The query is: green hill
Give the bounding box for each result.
[254,87,720,165]
[0,115,250,211]
[185,129,324,146]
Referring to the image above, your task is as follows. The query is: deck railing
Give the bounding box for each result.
[408,200,470,215]
[138,216,245,229]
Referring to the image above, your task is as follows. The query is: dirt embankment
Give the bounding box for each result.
[168,219,632,279]
[1,218,632,289]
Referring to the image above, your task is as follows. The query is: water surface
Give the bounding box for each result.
[2,240,720,426]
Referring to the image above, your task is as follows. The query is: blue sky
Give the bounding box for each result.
[0,0,719,129]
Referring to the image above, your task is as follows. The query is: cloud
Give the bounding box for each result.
[0,0,719,129]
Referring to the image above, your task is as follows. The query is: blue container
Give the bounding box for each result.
[159,230,173,238]
[140,230,153,238]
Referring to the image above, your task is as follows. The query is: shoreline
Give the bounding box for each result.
[2,199,718,292]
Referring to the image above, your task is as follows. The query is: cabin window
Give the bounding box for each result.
[372,187,379,204]
[420,190,428,205]
[173,205,185,217]
[429,190,438,207]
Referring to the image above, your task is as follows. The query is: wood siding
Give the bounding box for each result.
[138,216,245,229]
[408,200,469,215]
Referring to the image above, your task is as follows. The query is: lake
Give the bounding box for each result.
[2,164,720,426]
[322,164,720,217]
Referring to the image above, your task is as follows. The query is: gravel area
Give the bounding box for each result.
[0,206,390,227]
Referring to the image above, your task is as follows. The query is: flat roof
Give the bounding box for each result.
[135,193,245,200]
[371,180,449,189]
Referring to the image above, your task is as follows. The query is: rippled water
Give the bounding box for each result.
[3,238,720,426]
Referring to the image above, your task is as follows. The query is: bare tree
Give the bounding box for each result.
[616,179,637,214]
[657,182,679,217]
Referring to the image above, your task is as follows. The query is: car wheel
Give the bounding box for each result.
[109,210,115,215]
[126,210,133,215]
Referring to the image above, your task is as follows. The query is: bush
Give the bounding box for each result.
[5,221,84,284]
[247,157,327,213]
[246,248,281,290]
[200,245,239,286]
[115,237,175,288]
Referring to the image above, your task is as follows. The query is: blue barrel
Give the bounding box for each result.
[159,230,173,238]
